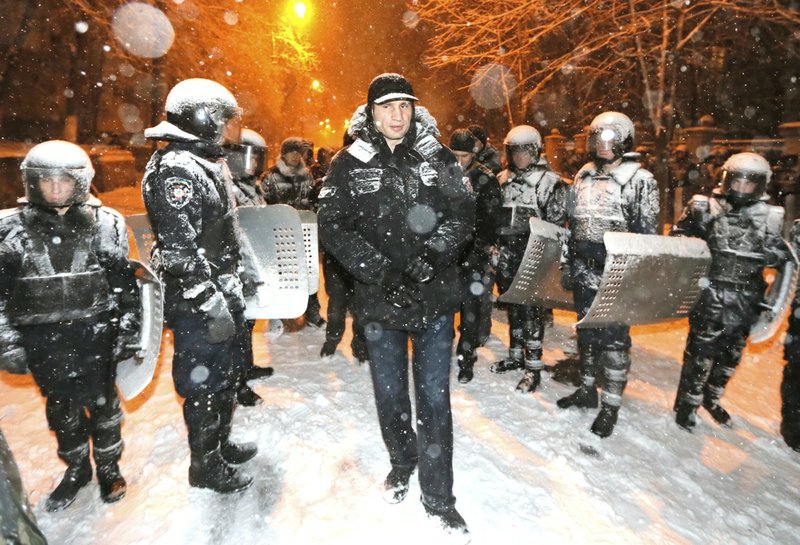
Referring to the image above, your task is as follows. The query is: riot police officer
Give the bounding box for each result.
[142,78,256,493]
[557,112,660,438]
[782,220,800,452]
[449,128,502,384]
[0,140,140,510]
[490,125,568,393]
[673,152,792,430]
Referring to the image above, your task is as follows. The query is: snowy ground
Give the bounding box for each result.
[1,187,799,544]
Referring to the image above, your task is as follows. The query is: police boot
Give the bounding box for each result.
[217,390,257,465]
[490,347,524,374]
[674,401,699,431]
[246,365,274,380]
[422,500,470,541]
[457,352,477,384]
[382,462,416,504]
[92,402,127,504]
[185,395,253,493]
[45,445,93,512]
[591,403,619,438]
[236,382,262,407]
[320,338,338,358]
[702,365,734,427]
[556,349,600,409]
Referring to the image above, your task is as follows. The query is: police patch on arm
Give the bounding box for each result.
[165,177,193,209]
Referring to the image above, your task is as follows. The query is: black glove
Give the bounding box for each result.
[380,270,422,309]
[404,255,435,283]
[114,311,142,361]
[201,290,236,343]
[0,346,28,375]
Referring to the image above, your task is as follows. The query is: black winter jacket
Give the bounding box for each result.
[318,105,475,330]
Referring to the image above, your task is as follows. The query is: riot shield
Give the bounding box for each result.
[126,213,156,263]
[116,260,164,400]
[297,210,320,295]
[497,217,574,310]
[577,232,711,328]
[750,243,799,344]
[238,205,309,319]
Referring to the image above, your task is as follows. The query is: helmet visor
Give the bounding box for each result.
[23,168,86,207]
[588,128,617,159]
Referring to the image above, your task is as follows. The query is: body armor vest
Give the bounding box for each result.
[571,173,627,243]
[707,201,771,286]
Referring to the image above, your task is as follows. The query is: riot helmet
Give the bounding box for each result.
[155,78,242,145]
[20,140,94,208]
[720,152,771,205]
[503,125,541,172]
[587,111,634,162]
[226,128,267,181]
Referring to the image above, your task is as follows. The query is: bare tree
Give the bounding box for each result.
[416,0,800,138]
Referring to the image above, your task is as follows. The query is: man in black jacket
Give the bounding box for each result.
[318,73,474,540]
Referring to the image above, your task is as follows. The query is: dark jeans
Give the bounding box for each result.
[365,314,456,511]
[323,254,366,352]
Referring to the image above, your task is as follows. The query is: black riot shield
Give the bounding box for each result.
[577,232,711,328]
[750,243,799,344]
[116,260,164,400]
[497,217,574,310]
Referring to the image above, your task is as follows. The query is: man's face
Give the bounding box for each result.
[453,151,475,170]
[39,175,75,206]
[372,100,412,146]
[730,176,758,196]
[512,149,534,170]
[283,150,303,168]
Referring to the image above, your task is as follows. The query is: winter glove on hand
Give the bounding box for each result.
[0,345,28,375]
[201,290,236,343]
[380,270,422,309]
[113,311,142,362]
[404,255,435,283]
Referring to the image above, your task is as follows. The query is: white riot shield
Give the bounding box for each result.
[750,243,799,344]
[297,210,320,295]
[497,217,574,310]
[577,232,711,328]
[116,260,164,400]
[126,214,156,263]
[238,205,309,319]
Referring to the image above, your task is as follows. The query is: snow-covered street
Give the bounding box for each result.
[2,299,798,544]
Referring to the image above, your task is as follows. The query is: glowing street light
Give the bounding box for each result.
[293,2,307,19]
[311,79,321,91]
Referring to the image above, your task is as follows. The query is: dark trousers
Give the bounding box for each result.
[365,314,456,511]
[457,256,494,357]
[323,254,366,352]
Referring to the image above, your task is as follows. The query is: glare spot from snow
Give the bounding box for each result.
[426,443,442,459]
[400,412,409,422]
[52,236,62,245]
[470,63,517,110]
[744,106,756,119]
[698,277,710,289]
[401,10,420,29]
[680,65,688,73]
[407,204,437,235]
[695,145,711,161]
[469,281,485,296]
[190,365,210,384]
[561,64,574,75]
[63,88,74,98]
[96,395,107,407]
[364,322,384,342]
[103,44,111,52]
[75,21,89,34]
[224,11,239,25]
[118,63,136,77]
[112,3,175,59]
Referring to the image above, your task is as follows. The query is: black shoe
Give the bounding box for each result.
[515,369,541,393]
[45,457,92,512]
[702,398,732,427]
[423,503,470,541]
[457,367,474,384]
[781,420,800,452]
[320,339,338,358]
[591,404,619,438]
[246,366,274,380]
[189,449,253,494]
[489,357,523,374]
[237,385,263,407]
[556,385,599,409]
[382,464,415,504]
[97,462,127,504]
[221,440,258,465]
[675,402,697,431]
[306,314,326,328]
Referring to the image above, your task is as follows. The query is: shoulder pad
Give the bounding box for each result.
[610,161,645,186]
[575,162,597,181]
[766,204,785,236]
[0,207,22,223]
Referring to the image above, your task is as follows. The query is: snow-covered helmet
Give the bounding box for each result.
[20,140,94,207]
[226,128,267,180]
[720,152,771,205]
[504,125,542,170]
[588,111,635,161]
[159,78,242,144]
